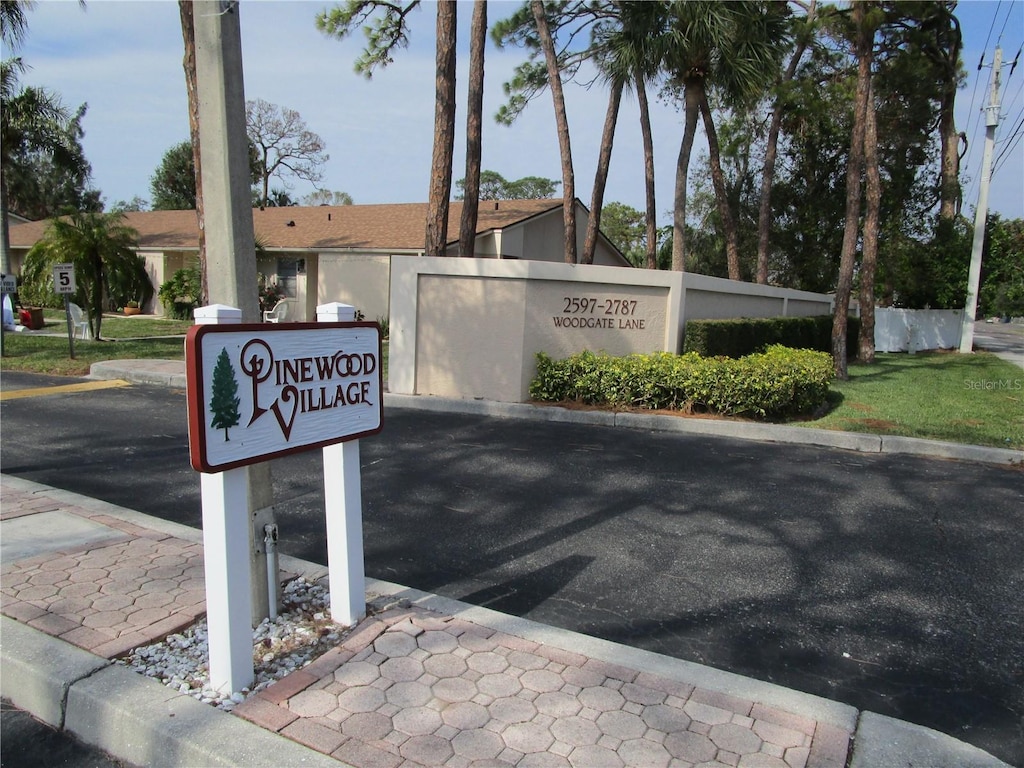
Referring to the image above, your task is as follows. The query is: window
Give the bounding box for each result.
[276,257,303,297]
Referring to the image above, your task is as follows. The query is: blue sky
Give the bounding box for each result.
[7,0,1024,223]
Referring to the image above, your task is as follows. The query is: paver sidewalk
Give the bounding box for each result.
[237,603,849,768]
[1,482,207,659]
[0,476,852,767]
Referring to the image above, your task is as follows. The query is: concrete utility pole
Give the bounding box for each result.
[960,46,1002,354]
[193,0,277,624]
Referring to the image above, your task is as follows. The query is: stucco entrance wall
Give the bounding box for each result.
[679,272,832,321]
[389,256,684,402]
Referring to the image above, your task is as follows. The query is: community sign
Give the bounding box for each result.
[186,322,383,472]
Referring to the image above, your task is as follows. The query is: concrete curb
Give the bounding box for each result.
[0,616,111,729]
[89,359,187,389]
[0,618,342,768]
[850,712,1012,768]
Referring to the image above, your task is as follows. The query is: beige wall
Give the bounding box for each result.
[317,253,391,322]
[683,289,783,320]
[522,281,672,400]
[679,273,832,322]
[416,275,528,401]
[389,256,684,402]
[390,257,836,404]
[145,251,191,316]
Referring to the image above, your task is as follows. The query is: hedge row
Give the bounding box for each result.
[683,315,860,359]
[530,345,833,419]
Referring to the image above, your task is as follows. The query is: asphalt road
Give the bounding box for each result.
[1,371,1021,764]
[1,699,134,768]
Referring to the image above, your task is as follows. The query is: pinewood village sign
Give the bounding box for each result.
[186,321,382,471]
[185,303,382,694]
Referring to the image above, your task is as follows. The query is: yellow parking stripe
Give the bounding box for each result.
[0,379,132,401]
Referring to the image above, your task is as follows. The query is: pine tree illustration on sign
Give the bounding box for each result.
[209,347,241,441]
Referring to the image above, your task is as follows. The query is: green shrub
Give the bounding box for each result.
[16,274,61,309]
[158,265,202,320]
[683,315,859,359]
[530,345,833,419]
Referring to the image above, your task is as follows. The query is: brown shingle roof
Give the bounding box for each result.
[8,199,564,252]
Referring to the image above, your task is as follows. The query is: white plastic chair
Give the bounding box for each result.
[263,300,290,323]
[67,302,91,339]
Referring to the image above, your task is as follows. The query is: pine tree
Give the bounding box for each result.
[209,347,241,441]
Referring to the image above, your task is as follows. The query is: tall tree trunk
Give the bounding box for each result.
[858,78,880,363]
[179,0,207,304]
[637,72,657,270]
[937,11,962,221]
[458,0,486,258]
[582,79,622,265]
[261,158,270,209]
[832,1,871,380]
[756,0,814,284]
[0,169,11,276]
[938,81,961,220]
[699,90,741,280]
[425,1,456,258]
[532,0,575,263]
[671,78,701,271]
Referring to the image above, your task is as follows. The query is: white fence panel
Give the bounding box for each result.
[874,308,963,352]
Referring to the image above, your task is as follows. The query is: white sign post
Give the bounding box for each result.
[318,302,366,626]
[186,303,383,693]
[193,304,253,695]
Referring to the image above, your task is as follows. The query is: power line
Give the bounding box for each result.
[992,114,1024,173]
[982,1,1000,52]
[996,1,1014,46]
[960,5,1004,180]
[990,38,1024,175]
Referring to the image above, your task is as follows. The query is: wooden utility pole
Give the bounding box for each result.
[193,0,277,625]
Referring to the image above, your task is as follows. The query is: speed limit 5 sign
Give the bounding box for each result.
[53,263,76,294]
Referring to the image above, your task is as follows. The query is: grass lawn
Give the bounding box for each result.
[797,351,1023,449]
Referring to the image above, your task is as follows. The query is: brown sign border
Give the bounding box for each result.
[186,321,384,473]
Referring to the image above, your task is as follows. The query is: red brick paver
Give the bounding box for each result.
[0,487,206,658]
[241,605,849,768]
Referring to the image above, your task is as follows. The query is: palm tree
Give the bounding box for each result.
[756,0,817,284]
[665,1,789,276]
[0,0,31,50]
[22,210,146,340]
[586,2,670,268]
[1,60,78,275]
[581,80,622,266]
[832,0,874,379]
